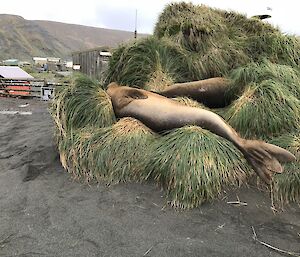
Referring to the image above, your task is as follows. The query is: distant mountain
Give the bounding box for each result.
[0,14,148,61]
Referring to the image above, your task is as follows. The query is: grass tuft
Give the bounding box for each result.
[51,74,116,136]
[58,118,156,184]
[269,134,300,207]
[104,37,193,88]
[225,80,300,138]
[145,126,251,209]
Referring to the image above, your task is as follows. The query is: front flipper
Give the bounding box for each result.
[126,88,148,100]
[116,88,148,109]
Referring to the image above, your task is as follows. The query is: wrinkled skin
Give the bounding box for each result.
[107,82,296,184]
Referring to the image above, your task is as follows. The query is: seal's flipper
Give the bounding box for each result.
[115,88,148,110]
[263,143,296,163]
[126,88,148,100]
[116,97,134,109]
[241,140,295,184]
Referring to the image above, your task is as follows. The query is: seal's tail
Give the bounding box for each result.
[241,140,296,184]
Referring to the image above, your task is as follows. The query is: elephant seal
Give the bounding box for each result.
[158,77,230,108]
[107,82,296,184]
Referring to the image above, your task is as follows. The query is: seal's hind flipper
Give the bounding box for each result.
[242,140,295,184]
[263,143,296,163]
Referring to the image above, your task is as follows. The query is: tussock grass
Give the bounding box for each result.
[246,33,300,66]
[59,118,156,184]
[225,80,300,138]
[189,44,250,79]
[58,127,100,179]
[104,37,193,88]
[173,96,206,109]
[144,67,174,92]
[270,133,300,156]
[272,164,300,207]
[225,60,300,140]
[145,126,251,209]
[218,10,278,36]
[269,134,300,207]
[51,74,116,135]
[227,59,300,99]
[154,2,227,52]
[106,2,300,93]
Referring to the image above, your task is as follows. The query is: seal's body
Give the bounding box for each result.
[112,86,232,135]
[107,83,295,184]
[159,77,230,108]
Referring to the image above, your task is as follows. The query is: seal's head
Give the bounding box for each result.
[106,82,120,97]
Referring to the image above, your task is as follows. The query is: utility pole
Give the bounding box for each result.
[134,9,137,39]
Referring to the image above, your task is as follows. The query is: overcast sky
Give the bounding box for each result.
[1,0,299,35]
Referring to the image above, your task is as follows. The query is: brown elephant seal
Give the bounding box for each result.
[158,77,230,108]
[107,82,296,184]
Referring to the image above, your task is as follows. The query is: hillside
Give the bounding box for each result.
[0,14,147,61]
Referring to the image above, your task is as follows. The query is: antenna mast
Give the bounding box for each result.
[134,9,137,39]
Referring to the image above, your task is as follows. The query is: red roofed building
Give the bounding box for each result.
[0,66,34,96]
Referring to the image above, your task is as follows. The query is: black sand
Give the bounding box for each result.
[0,98,299,257]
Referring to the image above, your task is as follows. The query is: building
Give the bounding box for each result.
[46,57,62,71]
[33,57,47,66]
[65,61,73,69]
[3,59,20,66]
[72,46,112,80]
[33,57,64,71]
[47,57,61,63]
[0,66,33,80]
[0,66,34,97]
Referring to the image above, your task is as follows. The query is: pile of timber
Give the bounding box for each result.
[0,78,58,99]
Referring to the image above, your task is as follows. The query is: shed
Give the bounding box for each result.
[72,46,112,80]
[47,57,61,64]
[3,59,19,66]
[33,57,47,66]
[0,66,34,80]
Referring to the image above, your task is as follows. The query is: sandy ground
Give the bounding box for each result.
[0,97,299,257]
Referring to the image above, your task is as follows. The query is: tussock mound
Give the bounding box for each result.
[145,126,251,209]
[52,2,300,208]
[59,117,155,184]
[270,134,300,206]
[225,79,300,138]
[105,37,192,90]
[51,75,115,136]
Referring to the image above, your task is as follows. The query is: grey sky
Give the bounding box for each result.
[1,0,299,35]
